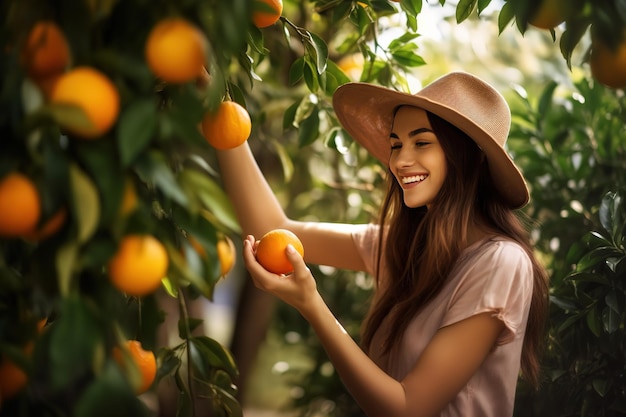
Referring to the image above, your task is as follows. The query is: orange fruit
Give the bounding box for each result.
[201,101,252,150]
[590,34,626,89]
[528,0,566,29]
[0,341,35,401]
[0,355,28,400]
[21,21,70,80]
[145,18,208,84]
[108,234,169,296]
[255,229,304,275]
[217,236,236,276]
[113,340,157,394]
[23,207,67,241]
[0,173,41,237]
[252,0,283,28]
[50,66,120,138]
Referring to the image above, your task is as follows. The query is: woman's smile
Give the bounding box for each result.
[389,106,447,208]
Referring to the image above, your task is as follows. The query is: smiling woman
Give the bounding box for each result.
[214,72,549,417]
[388,107,447,209]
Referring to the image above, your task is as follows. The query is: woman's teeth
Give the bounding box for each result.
[402,174,427,184]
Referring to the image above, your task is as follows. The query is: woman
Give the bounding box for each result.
[216,72,549,417]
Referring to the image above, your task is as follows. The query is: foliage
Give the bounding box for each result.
[1,0,625,416]
[510,75,626,416]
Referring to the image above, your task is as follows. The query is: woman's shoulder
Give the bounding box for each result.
[462,235,532,270]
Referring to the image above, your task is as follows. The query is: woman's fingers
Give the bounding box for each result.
[285,244,309,276]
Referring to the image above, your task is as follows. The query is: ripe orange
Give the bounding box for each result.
[590,34,626,89]
[201,101,252,150]
[252,0,283,28]
[256,229,304,275]
[113,340,157,394]
[23,207,67,241]
[217,236,236,276]
[0,173,41,237]
[145,18,208,84]
[50,66,120,138]
[21,21,70,80]
[108,234,169,296]
[0,355,28,400]
[0,341,34,401]
[528,0,566,29]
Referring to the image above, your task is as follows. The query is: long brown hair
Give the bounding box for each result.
[360,111,549,386]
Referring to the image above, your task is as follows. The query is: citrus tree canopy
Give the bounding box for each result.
[1,0,624,416]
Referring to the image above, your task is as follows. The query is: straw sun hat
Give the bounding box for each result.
[332,72,529,208]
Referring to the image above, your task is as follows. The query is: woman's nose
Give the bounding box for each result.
[393,146,414,168]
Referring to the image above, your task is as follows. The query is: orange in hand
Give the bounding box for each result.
[113,339,157,394]
[201,100,252,150]
[255,229,304,275]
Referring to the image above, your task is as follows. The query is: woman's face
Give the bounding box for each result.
[388,106,447,209]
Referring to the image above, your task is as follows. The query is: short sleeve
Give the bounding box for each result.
[350,223,381,276]
[441,240,534,345]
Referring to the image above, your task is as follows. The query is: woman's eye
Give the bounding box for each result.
[415,141,429,147]
[390,143,401,150]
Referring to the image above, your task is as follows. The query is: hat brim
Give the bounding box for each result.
[332,82,529,208]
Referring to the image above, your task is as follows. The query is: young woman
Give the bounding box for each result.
[216,72,550,417]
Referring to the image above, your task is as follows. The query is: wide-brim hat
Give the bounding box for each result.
[332,72,529,208]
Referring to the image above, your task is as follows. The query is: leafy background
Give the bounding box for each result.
[1,0,625,416]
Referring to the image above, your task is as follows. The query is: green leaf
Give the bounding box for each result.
[305,32,328,74]
[599,191,621,237]
[56,240,79,296]
[537,81,558,119]
[212,383,244,417]
[456,0,477,23]
[190,336,238,379]
[135,151,189,207]
[46,103,95,136]
[166,241,214,299]
[74,361,148,417]
[586,307,601,337]
[576,247,623,272]
[477,0,492,15]
[592,378,608,397]
[303,61,319,93]
[118,98,157,166]
[391,44,426,67]
[178,317,204,340]
[288,57,305,85]
[498,1,515,34]
[602,305,620,334]
[283,100,300,131]
[298,107,320,147]
[155,348,181,383]
[179,169,241,234]
[69,163,101,243]
[50,296,103,389]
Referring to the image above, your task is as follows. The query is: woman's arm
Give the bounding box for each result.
[216,143,366,270]
[242,236,505,417]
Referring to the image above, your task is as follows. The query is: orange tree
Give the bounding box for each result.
[1,0,625,416]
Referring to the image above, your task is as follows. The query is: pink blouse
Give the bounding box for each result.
[351,224,533,417]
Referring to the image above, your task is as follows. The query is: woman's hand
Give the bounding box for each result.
[242,235,319,314]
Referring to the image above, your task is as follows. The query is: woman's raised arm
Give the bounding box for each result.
[216,143,367,271]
